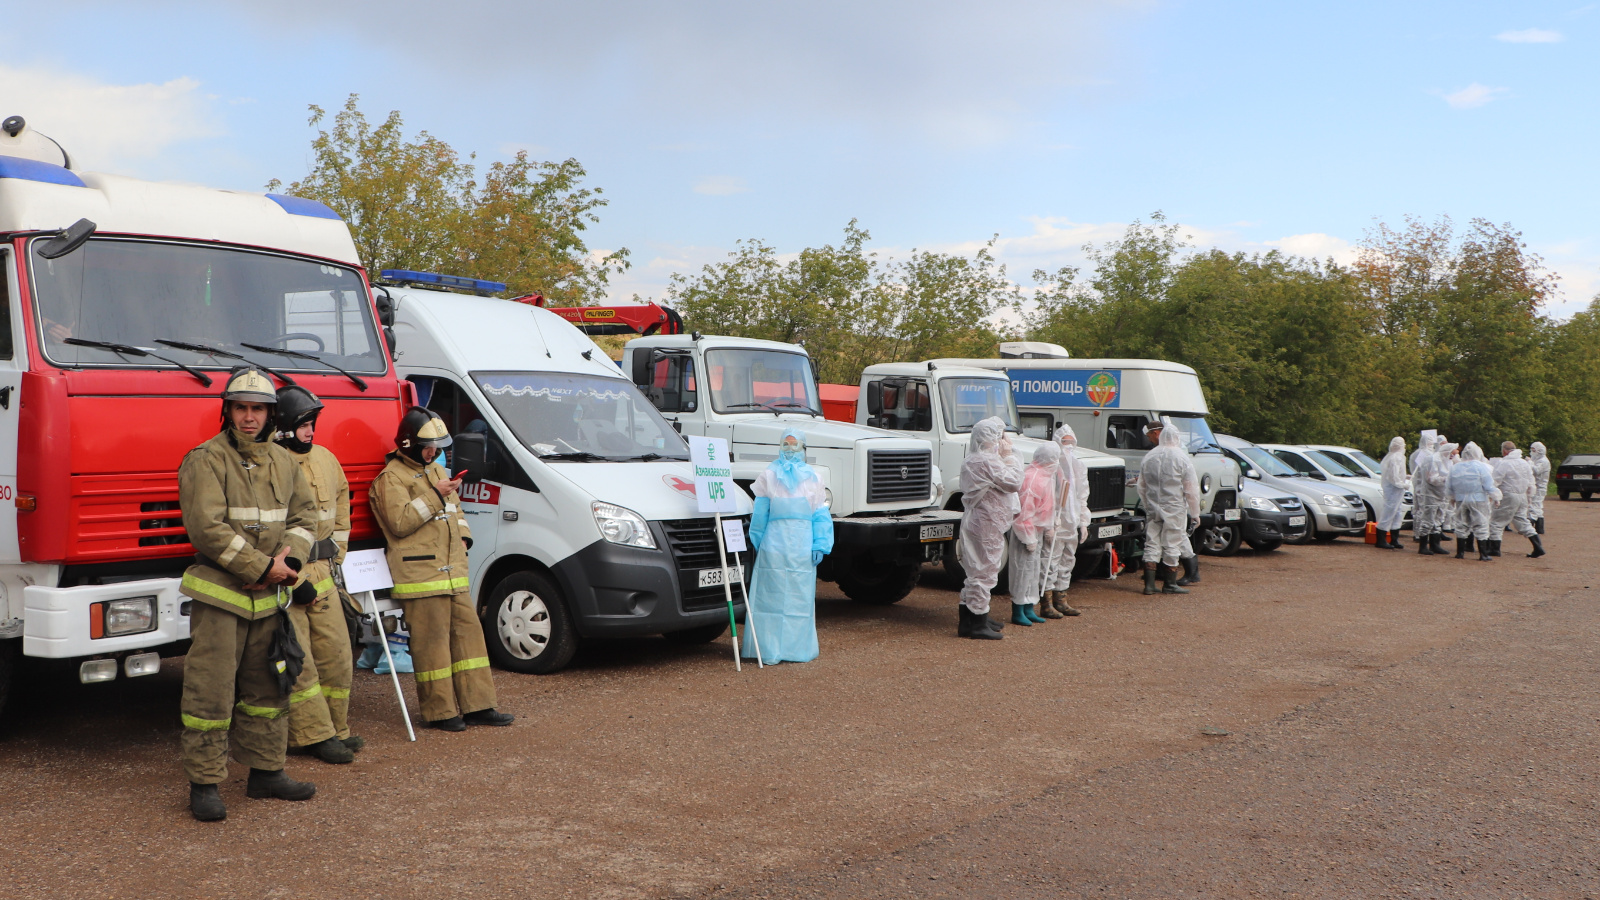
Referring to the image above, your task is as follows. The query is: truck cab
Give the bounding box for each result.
[0,117,406,717]
[622,335,959,604]
[851,361,1143,580]
[942,344,1246,556]
[382,275,753,673]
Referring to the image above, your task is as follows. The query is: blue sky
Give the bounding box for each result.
[4,1,1596,315]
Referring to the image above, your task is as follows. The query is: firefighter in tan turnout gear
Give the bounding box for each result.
[178,367,320,822]
[274,386,363,764]
[370,407,513,732]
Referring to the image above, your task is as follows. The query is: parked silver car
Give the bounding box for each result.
[1215,434,1363,542]
[1303,444,1413,528]
[1258,444,1381,540]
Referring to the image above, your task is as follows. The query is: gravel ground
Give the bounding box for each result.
[1,503,1594,899]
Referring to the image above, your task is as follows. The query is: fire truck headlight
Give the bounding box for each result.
[104,597,157,637]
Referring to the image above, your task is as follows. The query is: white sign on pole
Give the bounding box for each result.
[721,518,748,553]
[342,548,395,594]
[687,435,738,514]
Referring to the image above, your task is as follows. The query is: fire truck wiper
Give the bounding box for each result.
[63,338,214,387]
[153,339,299,387]
[240,343,368,392]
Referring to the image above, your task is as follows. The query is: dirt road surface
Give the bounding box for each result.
[1,504,1595,899]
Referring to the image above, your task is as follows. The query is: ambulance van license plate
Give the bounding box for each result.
[697,565,744,588]
[920,524,954,542]
[1098,524,1123,539]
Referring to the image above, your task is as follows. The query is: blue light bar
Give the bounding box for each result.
[379,269,507,295]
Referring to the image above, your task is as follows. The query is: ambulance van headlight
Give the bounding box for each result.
[592,502,657,550]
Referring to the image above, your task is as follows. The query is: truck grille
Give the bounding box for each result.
[661,517,749,611]
[867,450,931,505]
[1086,465,1126,512]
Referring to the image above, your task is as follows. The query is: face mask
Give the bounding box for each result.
[781,446,804,461]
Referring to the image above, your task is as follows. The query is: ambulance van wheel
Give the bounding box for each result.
[482,571,577,674]
[838,560,920,605]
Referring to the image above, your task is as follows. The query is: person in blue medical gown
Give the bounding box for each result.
[742,428,834,664]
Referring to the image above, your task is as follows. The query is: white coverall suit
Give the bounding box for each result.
[1044,424,1092,592]
[1410,435,1447,537]
[958,418,1023,615]
[1450,442,1500,541]
[1138,421,1200,568]
[1529,442,1550,525]
[1490,449,1538,541]
[1378,436,1409,532]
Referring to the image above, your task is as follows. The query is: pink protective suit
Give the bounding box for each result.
[1008,442,1061,605]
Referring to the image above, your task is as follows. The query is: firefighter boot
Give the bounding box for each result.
[1176,556,1200,586]
[1528,535,1546,559]
[429,716,467,732]
[464,708,515,727]
[301,737,354,764]
[1142,565,1159,595]
[1038,592,1065,618]
[1053,592,1082,616]
[341,735,366,753]
[1160,564,1190,594]
[1455,536,1472,559]
[190,783,226,822]
[246,768,316,802]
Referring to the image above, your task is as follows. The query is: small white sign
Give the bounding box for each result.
[721,518,748,553]
[686,435,738,514]
[342,548,395,594]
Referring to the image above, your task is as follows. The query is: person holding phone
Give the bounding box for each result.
[370,406,512,732]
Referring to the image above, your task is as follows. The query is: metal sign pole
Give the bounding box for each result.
[364,590,416,742]
[713,512,743,672]
[733,548,761,666]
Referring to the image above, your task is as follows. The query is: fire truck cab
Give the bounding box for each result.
[0,117,406,717]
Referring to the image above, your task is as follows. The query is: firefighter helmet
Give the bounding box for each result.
[219,366,278,440]
[274,385,325,453]
[396,406,452,461]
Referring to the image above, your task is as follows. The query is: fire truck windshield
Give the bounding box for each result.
[29,237,385,374]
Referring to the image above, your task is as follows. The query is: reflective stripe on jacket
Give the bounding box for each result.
[178,429,318,621]
[291,443,351,601]
[369,453,473,599]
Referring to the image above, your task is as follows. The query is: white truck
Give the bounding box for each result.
[621,334,961,604]
[848,360,1144,581]
[944,343,1246,556]
[378,272,755,674]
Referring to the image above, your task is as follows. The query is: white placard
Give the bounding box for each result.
[1420,428,1437,445]
[687,435,738,514]
[342,548,395,594]
[721,518,747,553]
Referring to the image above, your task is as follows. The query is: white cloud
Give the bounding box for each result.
[1264,232,1358,264]
[1495,28,1564,43]
[0,63,223,173]
[1442,83,1507,110]
[693,175,748,196]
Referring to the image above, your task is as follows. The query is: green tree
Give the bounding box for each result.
[269,94,626,305]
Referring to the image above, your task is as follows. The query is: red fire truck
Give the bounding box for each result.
[0,116,406,718]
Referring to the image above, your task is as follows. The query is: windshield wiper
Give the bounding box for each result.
[540,451,608,462]
[766,402,820,416]
[153,339,300,387]
[722,401,819,416]
[63,338,214,387]
[241,342,368,392]
[625,452,687,462]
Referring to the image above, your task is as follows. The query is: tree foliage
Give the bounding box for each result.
[666,222,1015,383]
[268,94,626,305]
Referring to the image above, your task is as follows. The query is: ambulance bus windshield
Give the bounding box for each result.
[474,371,690,462]
[29,238,386,374]
[938,378,1021,434]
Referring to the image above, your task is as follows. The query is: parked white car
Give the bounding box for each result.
[1257,444,1379,541]
[1304,444,1413,528]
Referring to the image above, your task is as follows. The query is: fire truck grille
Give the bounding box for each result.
[867,450,932,505]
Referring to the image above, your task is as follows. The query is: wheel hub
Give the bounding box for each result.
[497,590,553,660]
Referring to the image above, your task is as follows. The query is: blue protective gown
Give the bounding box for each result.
[741,449,833,664]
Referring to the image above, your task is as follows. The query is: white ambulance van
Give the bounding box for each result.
[379,271,753,673]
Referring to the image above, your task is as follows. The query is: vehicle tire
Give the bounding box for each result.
[838,557,920,605]
[1197,524,1242,557]
[480,570,578,674]
[1585,491,1593,501]
[0,638,15,723]
[1559,490,1570,501]
[1312,531,1340,542]
[662,622,728,645]
[1245,538,1283,553]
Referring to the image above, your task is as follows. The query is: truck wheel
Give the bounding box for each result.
[481,571,578,674]
[838,560,920,605]
[1245,538,1282,553]
[663,622,728,645]
[1559,490,1570,501]
[1198,524,1242,557]
[0,638,15,722]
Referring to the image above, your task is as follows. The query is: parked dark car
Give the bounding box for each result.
[1229,478,1310,552]
[1556,454,1600,500]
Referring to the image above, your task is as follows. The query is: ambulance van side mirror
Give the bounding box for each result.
[451,432,491,483]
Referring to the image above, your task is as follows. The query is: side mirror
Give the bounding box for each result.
[1246,468,1261,479]
[37,218,97,260]
[866,381,883,415]
[451,432,492,483]
[373,288,397,327]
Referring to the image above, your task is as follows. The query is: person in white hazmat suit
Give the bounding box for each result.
[1040,424,1089,617]
[1529,441,1551,535]
[957,417,1023,640]
[1375,436,1408,549]
[1408,432,1436,546]
[1137,417,1200,595]
[1449,441,1499,561]
[1008,441,1061,626]
[1412,435,1450,555]
[743,428,834,663]
[1435,440,1458,544]
[1489,442,1544,559]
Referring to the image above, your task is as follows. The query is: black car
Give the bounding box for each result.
[1231,479,1309,552]
[1556,454,1600,500]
